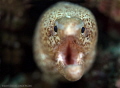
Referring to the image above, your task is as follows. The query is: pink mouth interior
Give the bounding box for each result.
[59,37,78,65]
[65,45,74,65]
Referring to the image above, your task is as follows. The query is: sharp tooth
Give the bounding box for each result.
[77,53,84,65]
[79,53,83,59]
[56,53,65,66]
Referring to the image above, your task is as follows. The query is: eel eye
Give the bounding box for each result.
[81,27,85,33]
[54,26,57,32]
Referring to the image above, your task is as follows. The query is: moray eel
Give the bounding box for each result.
[34,2,98,82]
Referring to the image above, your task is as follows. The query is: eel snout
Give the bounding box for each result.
[55,36,85,81]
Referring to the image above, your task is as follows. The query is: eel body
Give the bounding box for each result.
[34,2,98,82]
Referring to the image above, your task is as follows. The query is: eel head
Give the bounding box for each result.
[54,17,86,81]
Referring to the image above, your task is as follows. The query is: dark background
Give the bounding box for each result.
[0,0,120,88]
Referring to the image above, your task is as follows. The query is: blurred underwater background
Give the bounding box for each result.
[0,0,120,88]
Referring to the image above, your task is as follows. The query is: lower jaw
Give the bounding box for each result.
[64,65,84,81]
[57,63,85,81]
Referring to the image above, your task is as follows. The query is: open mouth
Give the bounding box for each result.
[55,36,85,81]
[65,44,74,65]
[56,36,79,66]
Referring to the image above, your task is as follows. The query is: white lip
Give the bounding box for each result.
[64,65,84,81]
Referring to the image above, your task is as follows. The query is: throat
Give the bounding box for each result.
[65,45,74,65]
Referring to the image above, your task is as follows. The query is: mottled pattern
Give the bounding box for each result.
[34,2,97,83]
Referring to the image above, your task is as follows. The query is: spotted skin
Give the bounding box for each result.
[33,2,98,83]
